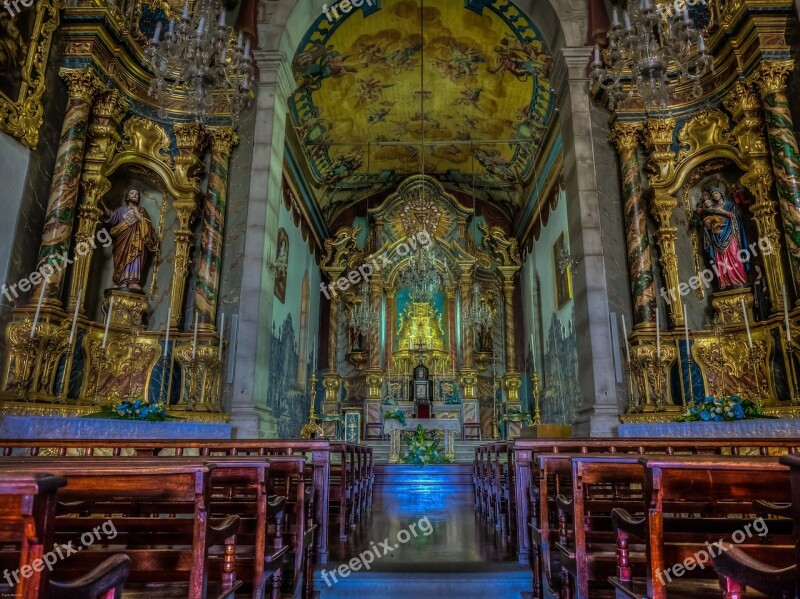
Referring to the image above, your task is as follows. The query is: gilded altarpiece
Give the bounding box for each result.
[320,175,524,439]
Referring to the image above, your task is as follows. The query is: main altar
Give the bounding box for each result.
[317,175,527,442]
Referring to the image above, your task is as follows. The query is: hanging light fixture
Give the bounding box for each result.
[589,0,713,109]
[466,284,493,330]
[146,0,255,121]
[349,283,380,337]
[399,238,443,302]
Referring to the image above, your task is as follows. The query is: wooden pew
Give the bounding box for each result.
[0,438,333,563]
[609,456,794,599]
[507,438,800,566]
[48,554,131,599]
[0,458,241,599]
[329,442,373,540]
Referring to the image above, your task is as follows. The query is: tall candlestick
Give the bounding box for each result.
[164,306,171,358]
[740,298,752,349]
[192,312,199,360]
[784,285,792,342]
[68,290,82,347]
[218,312,225,358]
[30,282,46,339]
[655,305,661,357]
[312,335,317,371]
[102,298,114,349]
[683,304,690,354]
[621,315,631,364]
[530,332,536,371]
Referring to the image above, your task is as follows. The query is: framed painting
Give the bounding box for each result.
[274,228,288,303]
[0,0,59,147]
[553,231,573,308]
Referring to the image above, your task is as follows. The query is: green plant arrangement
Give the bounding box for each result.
[85,397,177,422]
[676,395,771,422]
[401,424,453,466]
[383,410,407,426]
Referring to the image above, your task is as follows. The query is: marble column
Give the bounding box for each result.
[552,46,620,436]
[231,51,293,437]
[385,289,395,369]
[328,295,339,372]
[459,270,473,369]
[35,68,103,304]
[196,127,239,328]
[446,285,456,372]
[725,81,786,313]
[502,274,517,371]
[609,121,657,327]
[368,275,382,369]
[753,61,800,292]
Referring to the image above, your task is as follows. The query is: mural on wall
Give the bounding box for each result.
[266,315,311,438]
[274,228,289,303]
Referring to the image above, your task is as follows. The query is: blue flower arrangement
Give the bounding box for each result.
[86,396,174,422]
[384,410,407,426]
[676,395,766,422]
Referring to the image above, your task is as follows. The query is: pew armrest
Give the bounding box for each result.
[753,499,792,518]
[712,544,795,596]
[48,554,131,599]
[611,508,646,541]
[208,515,240,546]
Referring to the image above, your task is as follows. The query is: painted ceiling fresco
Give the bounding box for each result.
[290,0,555,214]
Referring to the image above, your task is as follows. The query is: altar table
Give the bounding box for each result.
[617,418,800,438]
[384,418,460,463]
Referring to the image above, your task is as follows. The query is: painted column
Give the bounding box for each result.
[724,80,786,313]
[70,89,129,312]
[385,289,395,369]
[328,295,339,371]
[609,121,657,327]
[446,284,456,371]
[195,127,239,328]
[753,61,800,292]
[368,275,382,369]
[35,68,103,303]
[459,269,473,369]
[502,274,517,371]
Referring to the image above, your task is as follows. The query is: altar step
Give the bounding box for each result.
[313,565,531,598]
[363,439,483,464]
[373,463,474,487]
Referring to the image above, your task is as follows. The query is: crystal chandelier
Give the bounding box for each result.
[349,284,379,336]
[399,232,443,302]
[146,0,255,121]
[466,284,493,330]
[590,0,713,109]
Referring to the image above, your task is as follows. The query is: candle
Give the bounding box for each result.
[244,39,251,58]
[683,7,690,22]
[164,306,171,358]
[30,282,46,339]
[312,335,317,370]
[612,7,620,25]
[192,312,199,360]
[196,17,205,33]
[182,1,189,19]
[218,312,225,358]
[784,285,791,342]
[152,21,162,43]
[218,9,225,26]
[624,12,632,30]
[593,44,600,64]
[621,314,631,364]
[673,0,680,15]
[530,332,536,372]
[68,290,82,347]
[168,19,174,36]
[655,305,661,357]
[698,35,705,52]
[237,31,243,48]
[741,297,752,349]
[102,298,114,349]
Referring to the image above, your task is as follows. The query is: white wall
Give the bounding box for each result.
[0,133,31,304]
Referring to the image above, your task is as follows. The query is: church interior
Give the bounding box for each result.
[2,0,800,596]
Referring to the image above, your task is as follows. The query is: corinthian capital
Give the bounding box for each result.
[609,121,642,152]
[205,127,240,158]
[59,68,104,103]
[752,61,794,98]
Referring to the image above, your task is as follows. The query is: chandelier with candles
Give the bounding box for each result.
[590,0,713,109]
[399,234,444,302]
[349,284,380,336]
[146,0,255,121]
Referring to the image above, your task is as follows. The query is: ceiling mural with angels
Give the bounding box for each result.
[289,0,555,215]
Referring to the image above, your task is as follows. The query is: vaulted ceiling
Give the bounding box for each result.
[288,0,557,227]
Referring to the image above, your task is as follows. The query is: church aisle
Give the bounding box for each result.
[315,464,529,598]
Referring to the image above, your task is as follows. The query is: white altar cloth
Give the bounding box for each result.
[385,418,460,463]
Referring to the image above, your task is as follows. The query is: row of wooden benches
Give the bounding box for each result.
[0,439,375,599]
[474,438,800,598]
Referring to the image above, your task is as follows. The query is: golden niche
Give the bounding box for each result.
[393,301,451,374]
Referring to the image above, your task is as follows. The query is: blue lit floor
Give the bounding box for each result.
[316,465,530,598]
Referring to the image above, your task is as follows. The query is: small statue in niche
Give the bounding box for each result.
[752,265,771,321]
[694,181,749,290]
[479,321,493,352]
[100,189,158,291]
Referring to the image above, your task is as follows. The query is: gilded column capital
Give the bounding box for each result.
[174,122,206,155]
[723,81,768,156]
[205,127,240,158]
[642,119,677,183]
[609,121,642,152]
[59,68,104,103]
[752,61,795,98]
[93,89,129,123]
[723,81,760,118]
